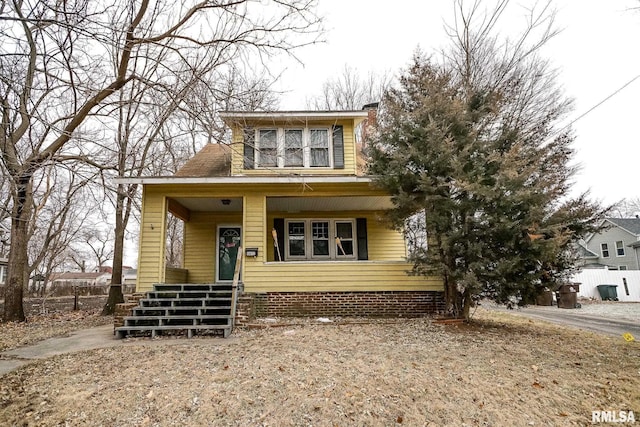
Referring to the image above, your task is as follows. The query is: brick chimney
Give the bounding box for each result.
[361,102,379,148]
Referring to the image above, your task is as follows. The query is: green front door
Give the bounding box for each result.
[218,226,241,281]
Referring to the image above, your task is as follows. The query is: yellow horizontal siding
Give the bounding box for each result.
[165,268,188,283]
[183,212,242,283]
[243,261,442,292]
[137,189,166,292]
[367,218,407,260]
[244,195,266,267]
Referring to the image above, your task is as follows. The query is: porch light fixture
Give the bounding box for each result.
[245,248,258,257]
[221,199,231,205]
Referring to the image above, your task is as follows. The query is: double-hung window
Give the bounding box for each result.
[335,221,354,257]
[284,129,304,167]
[258,129,278,167]
[285,219,356,260]
[616,240,625,257]
[309,129,330,167]
[601,243,610,258]
[287,221,306,258]
[311,221,330,257]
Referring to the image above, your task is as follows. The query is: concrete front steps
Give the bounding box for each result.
[115,283,234,339]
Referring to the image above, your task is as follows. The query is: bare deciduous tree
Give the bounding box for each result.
[1,0,322,322]
[26,163,96,297]
[610,197,640,218]
[307,64,392,111]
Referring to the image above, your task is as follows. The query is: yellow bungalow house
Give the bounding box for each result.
[116,109,443,338]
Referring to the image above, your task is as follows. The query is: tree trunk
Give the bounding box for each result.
[3,177,33,322]
[462,288,472,322]
[101,188,126,315]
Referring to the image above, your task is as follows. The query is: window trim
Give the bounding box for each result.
[601,243,610,258]
[284,218,357,260]
[256,128,278,168]
[334,220,356,258]
[286,220,307,259]
[255,127,333,169]
[284,128,304,167]
[615,240,625,257]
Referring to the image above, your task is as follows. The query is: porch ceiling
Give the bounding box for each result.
[172,197,243,212]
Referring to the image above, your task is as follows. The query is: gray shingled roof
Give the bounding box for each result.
[606,217,640,236]
[576,243,599,258]
[174,143,231,177]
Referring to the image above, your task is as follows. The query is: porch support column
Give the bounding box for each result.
[243,194,266,291]
[136,186,168,292]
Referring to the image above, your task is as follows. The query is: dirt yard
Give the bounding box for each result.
[1,309,638,426]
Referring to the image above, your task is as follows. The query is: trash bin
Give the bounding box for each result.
[556,284,579,309]
[596,284,619,301]
[536,288,554,306]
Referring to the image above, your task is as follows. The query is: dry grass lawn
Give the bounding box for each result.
[0,309,638,426]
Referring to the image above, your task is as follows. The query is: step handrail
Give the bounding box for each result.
[230,246,243,330]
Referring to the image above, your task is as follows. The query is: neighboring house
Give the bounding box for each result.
[49,271,112,287]
[0,222,10,285]
[119,109,444,319]
[123,268,137,287]
[0,256,8,286]
[579,217,640,270]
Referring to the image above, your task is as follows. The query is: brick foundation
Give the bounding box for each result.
[235,291,445,325]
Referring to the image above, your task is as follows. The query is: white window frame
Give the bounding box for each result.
[334,220,356,258]
[255,127,333,169]
[286,220,307,260]
[284,128,304,167]
[615,240,625,257]
[284,218,357,260]
[310,220,331,259]
[601,243,610,258]
[256,128,278,168]
[308,128,331,168]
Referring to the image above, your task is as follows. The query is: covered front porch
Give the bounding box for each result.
[135,180,442,294]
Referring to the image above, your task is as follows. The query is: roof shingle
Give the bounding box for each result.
[606,217,640,236]
[174,144,231,177]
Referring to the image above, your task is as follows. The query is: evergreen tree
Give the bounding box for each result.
[368,41,606,320]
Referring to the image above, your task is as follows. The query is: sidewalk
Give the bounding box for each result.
[0,324,119,376]
[0,324,239,376]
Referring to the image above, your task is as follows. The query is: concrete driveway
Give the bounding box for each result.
[489,301,640,338]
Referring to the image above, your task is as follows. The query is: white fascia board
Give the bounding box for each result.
[114,176,376,185]
[219,110,369,127]
[219,110,369,120]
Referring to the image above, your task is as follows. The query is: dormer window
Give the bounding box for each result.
[258,129,278,167]
[244,125,344,170]
[284,129,304,167]
[309,129,330,167]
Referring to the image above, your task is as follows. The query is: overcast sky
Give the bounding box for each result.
[276,0,640,207]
